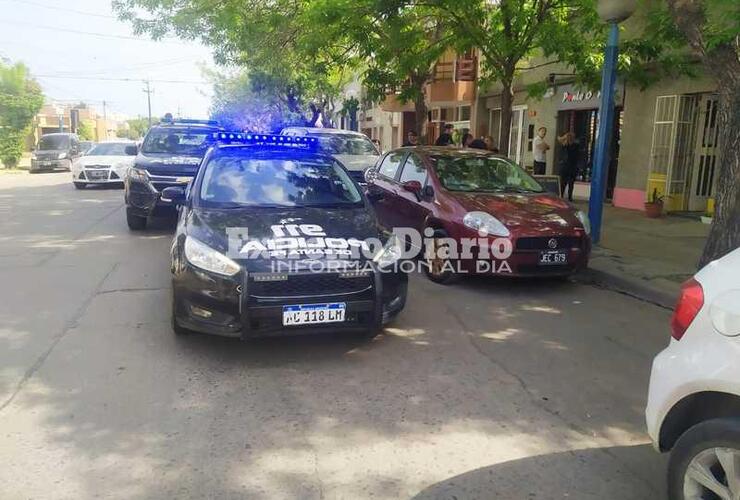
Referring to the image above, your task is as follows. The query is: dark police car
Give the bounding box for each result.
[124,118,224,230]
[164,133,408,339]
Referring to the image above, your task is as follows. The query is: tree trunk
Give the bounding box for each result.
[498,76,514,156]
[665,0,740,267]
[413,93,428,144]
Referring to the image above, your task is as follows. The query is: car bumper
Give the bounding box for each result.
[173,263,408,338]
[125,176,185,217]
[31,158,71,171]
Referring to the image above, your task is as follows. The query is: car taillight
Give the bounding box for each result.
[670,278,704,340]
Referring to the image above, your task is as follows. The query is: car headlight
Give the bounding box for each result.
[575,210,591,235]
[463,211,510,237]
[184,236,240,276]
[57,152,68,159]
[127,166,149,183]
[373,233,403,269]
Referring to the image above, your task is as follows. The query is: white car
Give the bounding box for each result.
[280,127,380,183]
[71,141,136,189]
[646,247,740,500]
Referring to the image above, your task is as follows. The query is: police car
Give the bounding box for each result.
[164,133,408,338]
[124,118,224,230]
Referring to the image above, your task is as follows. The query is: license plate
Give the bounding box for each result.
[539,250,568,265]
[282,303,346,326]
[86,170,107,180]
[40,161,54,166]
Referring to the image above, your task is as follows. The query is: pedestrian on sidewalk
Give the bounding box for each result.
[435,124,455,146]
[557,131,579,201]
[483,135,500,153]
[461,132,474,148]
[469,137,488,149]
[533,126,550,175]
[403,130,419,147]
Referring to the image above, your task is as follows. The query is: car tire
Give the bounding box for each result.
[126,208,147,230]
[73,182,86,189]
[668,417,740,500]
[422,230,459,285]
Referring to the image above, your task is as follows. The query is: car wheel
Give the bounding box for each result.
[126,207,147,230]
[668,418,740,500]
[73,182,86,189]
[422,231,459,285]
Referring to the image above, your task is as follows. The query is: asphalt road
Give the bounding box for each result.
[0,172,671,500]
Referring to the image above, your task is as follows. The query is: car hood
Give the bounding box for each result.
[77,155,134,166]
[135,152,203,176]
[186,205,381,272]
[450,191,583,231]
[334,154,380,172]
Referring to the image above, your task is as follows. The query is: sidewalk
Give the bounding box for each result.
[576,203,710,308]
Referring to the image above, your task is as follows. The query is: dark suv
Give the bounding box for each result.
[124,119,223,230]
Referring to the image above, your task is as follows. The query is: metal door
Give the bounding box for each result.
[688,94,720,211]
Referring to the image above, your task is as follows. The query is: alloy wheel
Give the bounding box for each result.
[684,447,740,500]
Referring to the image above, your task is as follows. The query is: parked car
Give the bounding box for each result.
[165,133,407,338]
[280,127,380,184]
[30,133,84,173]
[646,247,740,500]
[365,146,591,283]
[124,118,224,230]
[71,141,136,189]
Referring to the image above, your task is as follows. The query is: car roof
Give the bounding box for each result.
[391,146,510,159]
[281,127,369,138]
[41,132,77,137]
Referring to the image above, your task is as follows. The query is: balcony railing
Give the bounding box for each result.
[432,57,477,82]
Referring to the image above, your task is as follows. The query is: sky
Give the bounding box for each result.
[0,0,214,120]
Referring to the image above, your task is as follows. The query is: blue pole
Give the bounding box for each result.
[589,21,619,245]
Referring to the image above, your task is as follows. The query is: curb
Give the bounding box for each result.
[577,264,678,310]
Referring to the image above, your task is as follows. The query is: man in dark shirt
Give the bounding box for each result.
[402,130,419,146]
[435,124,455,146]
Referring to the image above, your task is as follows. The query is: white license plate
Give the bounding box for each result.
[86,170,107,180]
[539,250,568,265]
[282,303,346,326]
[40,161,54,166]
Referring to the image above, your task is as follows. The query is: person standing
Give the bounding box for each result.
[461,132,474,148]
[533,126,550,175]
[402,130,419,146]
[483,135,500,153]
[435,124,455,146]
[557,132,579,201]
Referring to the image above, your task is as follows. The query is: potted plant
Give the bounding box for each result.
[644,188,664,218]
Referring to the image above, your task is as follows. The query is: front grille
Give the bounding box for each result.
[515,236,582,250]
[249,272,373,299]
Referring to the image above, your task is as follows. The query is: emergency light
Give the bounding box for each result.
[211,132,319,150]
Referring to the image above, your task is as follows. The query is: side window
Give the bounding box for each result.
[399,154,427,185]
[378,152,404,180]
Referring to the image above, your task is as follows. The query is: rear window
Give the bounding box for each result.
[38,135,70,150]
[199,155,363,208]
[312,134,378,156]
[87,143,130,156]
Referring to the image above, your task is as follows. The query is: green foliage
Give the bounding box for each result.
[119,117,154,140]
[76,120,95,141]
[0,62,44,168]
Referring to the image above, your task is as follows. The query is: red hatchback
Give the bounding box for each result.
[365,147,591,283]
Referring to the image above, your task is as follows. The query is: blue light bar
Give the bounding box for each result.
[211,132,319,150]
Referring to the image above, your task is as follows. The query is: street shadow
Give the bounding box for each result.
[412,444,666,500]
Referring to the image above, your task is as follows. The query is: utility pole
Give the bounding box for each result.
[142,80,153,127]
[102,100,108,140]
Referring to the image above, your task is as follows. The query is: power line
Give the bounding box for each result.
[40,57,194,77]
[34,74,207,85]
[0,0,116,19]
[0,19,187,44]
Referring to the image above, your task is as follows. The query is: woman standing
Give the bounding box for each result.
[557,132,579,201]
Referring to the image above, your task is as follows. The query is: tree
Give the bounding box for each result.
[113,0,354,127]
[76,120,94,141]
[0,62,43,168]
[663,0,739,266]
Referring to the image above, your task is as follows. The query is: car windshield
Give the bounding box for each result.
[200,155,363,208]
[312,134,378,156]
[38,135,69,150]
[431,154,544,193]
[141,129,211,154]
[86,143,129,156]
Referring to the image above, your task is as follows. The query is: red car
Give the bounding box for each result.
[365,147,591,283]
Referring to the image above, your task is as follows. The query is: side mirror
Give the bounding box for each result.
[124,145,138,156]
[401,180,422,195]
[161,186,186,205]
[422,185,434,199]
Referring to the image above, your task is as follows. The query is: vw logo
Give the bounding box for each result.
[548,238,558,249]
